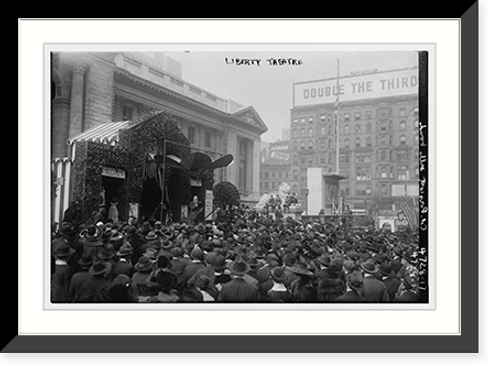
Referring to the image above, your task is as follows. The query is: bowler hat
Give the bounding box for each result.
[270,267,287,283]
[211,255,226,271]
[190,247,204,260]
[54,243,76,259]
[89,259,111,276]
[229,257,251,276]
[135,256,154,272]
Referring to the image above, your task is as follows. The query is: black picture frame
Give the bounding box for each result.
[9,8,478,353]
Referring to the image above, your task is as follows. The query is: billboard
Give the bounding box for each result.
[293,68,418,107]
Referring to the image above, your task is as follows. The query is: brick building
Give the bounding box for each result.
[51,51,267,223]
[290,67,420,213]
[259,140,291,196]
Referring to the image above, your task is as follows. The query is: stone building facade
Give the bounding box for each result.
[51,51,267,221]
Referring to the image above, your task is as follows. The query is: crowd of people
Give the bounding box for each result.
[51,204,421,304]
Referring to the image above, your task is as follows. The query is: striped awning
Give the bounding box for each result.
[67,121,134,146]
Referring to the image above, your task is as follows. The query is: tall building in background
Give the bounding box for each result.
[259,139,291,196]
[290,67,419,213]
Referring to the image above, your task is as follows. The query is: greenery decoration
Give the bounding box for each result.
[213,181,240,209]
[71,111,214,224]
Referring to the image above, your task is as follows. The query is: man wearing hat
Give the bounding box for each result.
[182,247,206,286]
[379,262,401,302]
[263,267,291,303]
[360,260,390,302]
[51,243,77,303]
[335,271,368,303]
[69,254,94,302]
[113,243,136,278]
[74,259,112,303]
[217,258,260,303]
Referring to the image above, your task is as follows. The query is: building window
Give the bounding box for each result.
[380,136,388,146]
[205,130,212,148]
[365,111,372,120]
[355,124,361,134]
[344,125,350,135]
[300,128,305,138]
[320,115,326,122]
[301,118,306,124]
[188,127,195,144]
[355,138,361,147]
[356,154,371,163]
[308,140,314,149]
[300,141,305,149]
[414,119,419,129]
[293,142,298,150]
[414,107,419,115]
[293,118,298,125]
[292,155,298,165]
[381,167,388,179]
[293,170,299,180]
[264,182,269,189]
[320,138,326,148]
[366,137,372,147]
[414,134,419,145]
[308,128,314,137]
[123,105,134,121]
[340,154,349,163]
[380,149,388,161]
[355,112,361,120]
[397,166,410,180]
[366,123,372,133]
[309,116,314,123]
[320,126,326,136]
[399,108,406,117]
[380,121,388,131]
[415,166,419,178]
[293,129,298,138]
[344,138,350,148]
[400,135,407,145]
[356,167,370,181]
[397,150,410,162]
[344,113,350,121]
[400,120,407,131]
[271,172,275,179]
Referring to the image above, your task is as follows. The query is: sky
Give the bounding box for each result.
[161,49,419,143]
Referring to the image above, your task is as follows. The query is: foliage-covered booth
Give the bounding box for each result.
[69,111,213,224]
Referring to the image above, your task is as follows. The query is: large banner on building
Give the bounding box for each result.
[293,68,418,107]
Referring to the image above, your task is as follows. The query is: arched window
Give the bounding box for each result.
[344,138,350,148]
[300,141,305,149]
[400,135,407,145]
[344,125,350,135]
[380,136,387,146]
[366,137,372,147]
[300,128,305,138]
[320,126,326,136]
[308,140,313,149]
[355,137,361,147]
[293,141,298,150]
[400,120,407,130]
[355,124,361,134]
[292,155,299,165]
[293,129,298,138]
[381,167,388,178]
[308,128,314,137]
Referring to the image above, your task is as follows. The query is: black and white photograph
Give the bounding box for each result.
[48,46,430,306]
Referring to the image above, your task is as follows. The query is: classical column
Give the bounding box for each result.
[68,64,85,138]
[245,138,253,195]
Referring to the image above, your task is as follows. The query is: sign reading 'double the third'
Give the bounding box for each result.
[293,68,418,107]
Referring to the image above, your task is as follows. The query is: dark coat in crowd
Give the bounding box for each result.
[217,277,260,303]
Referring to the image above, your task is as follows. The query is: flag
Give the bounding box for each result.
[401,196,418,228]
